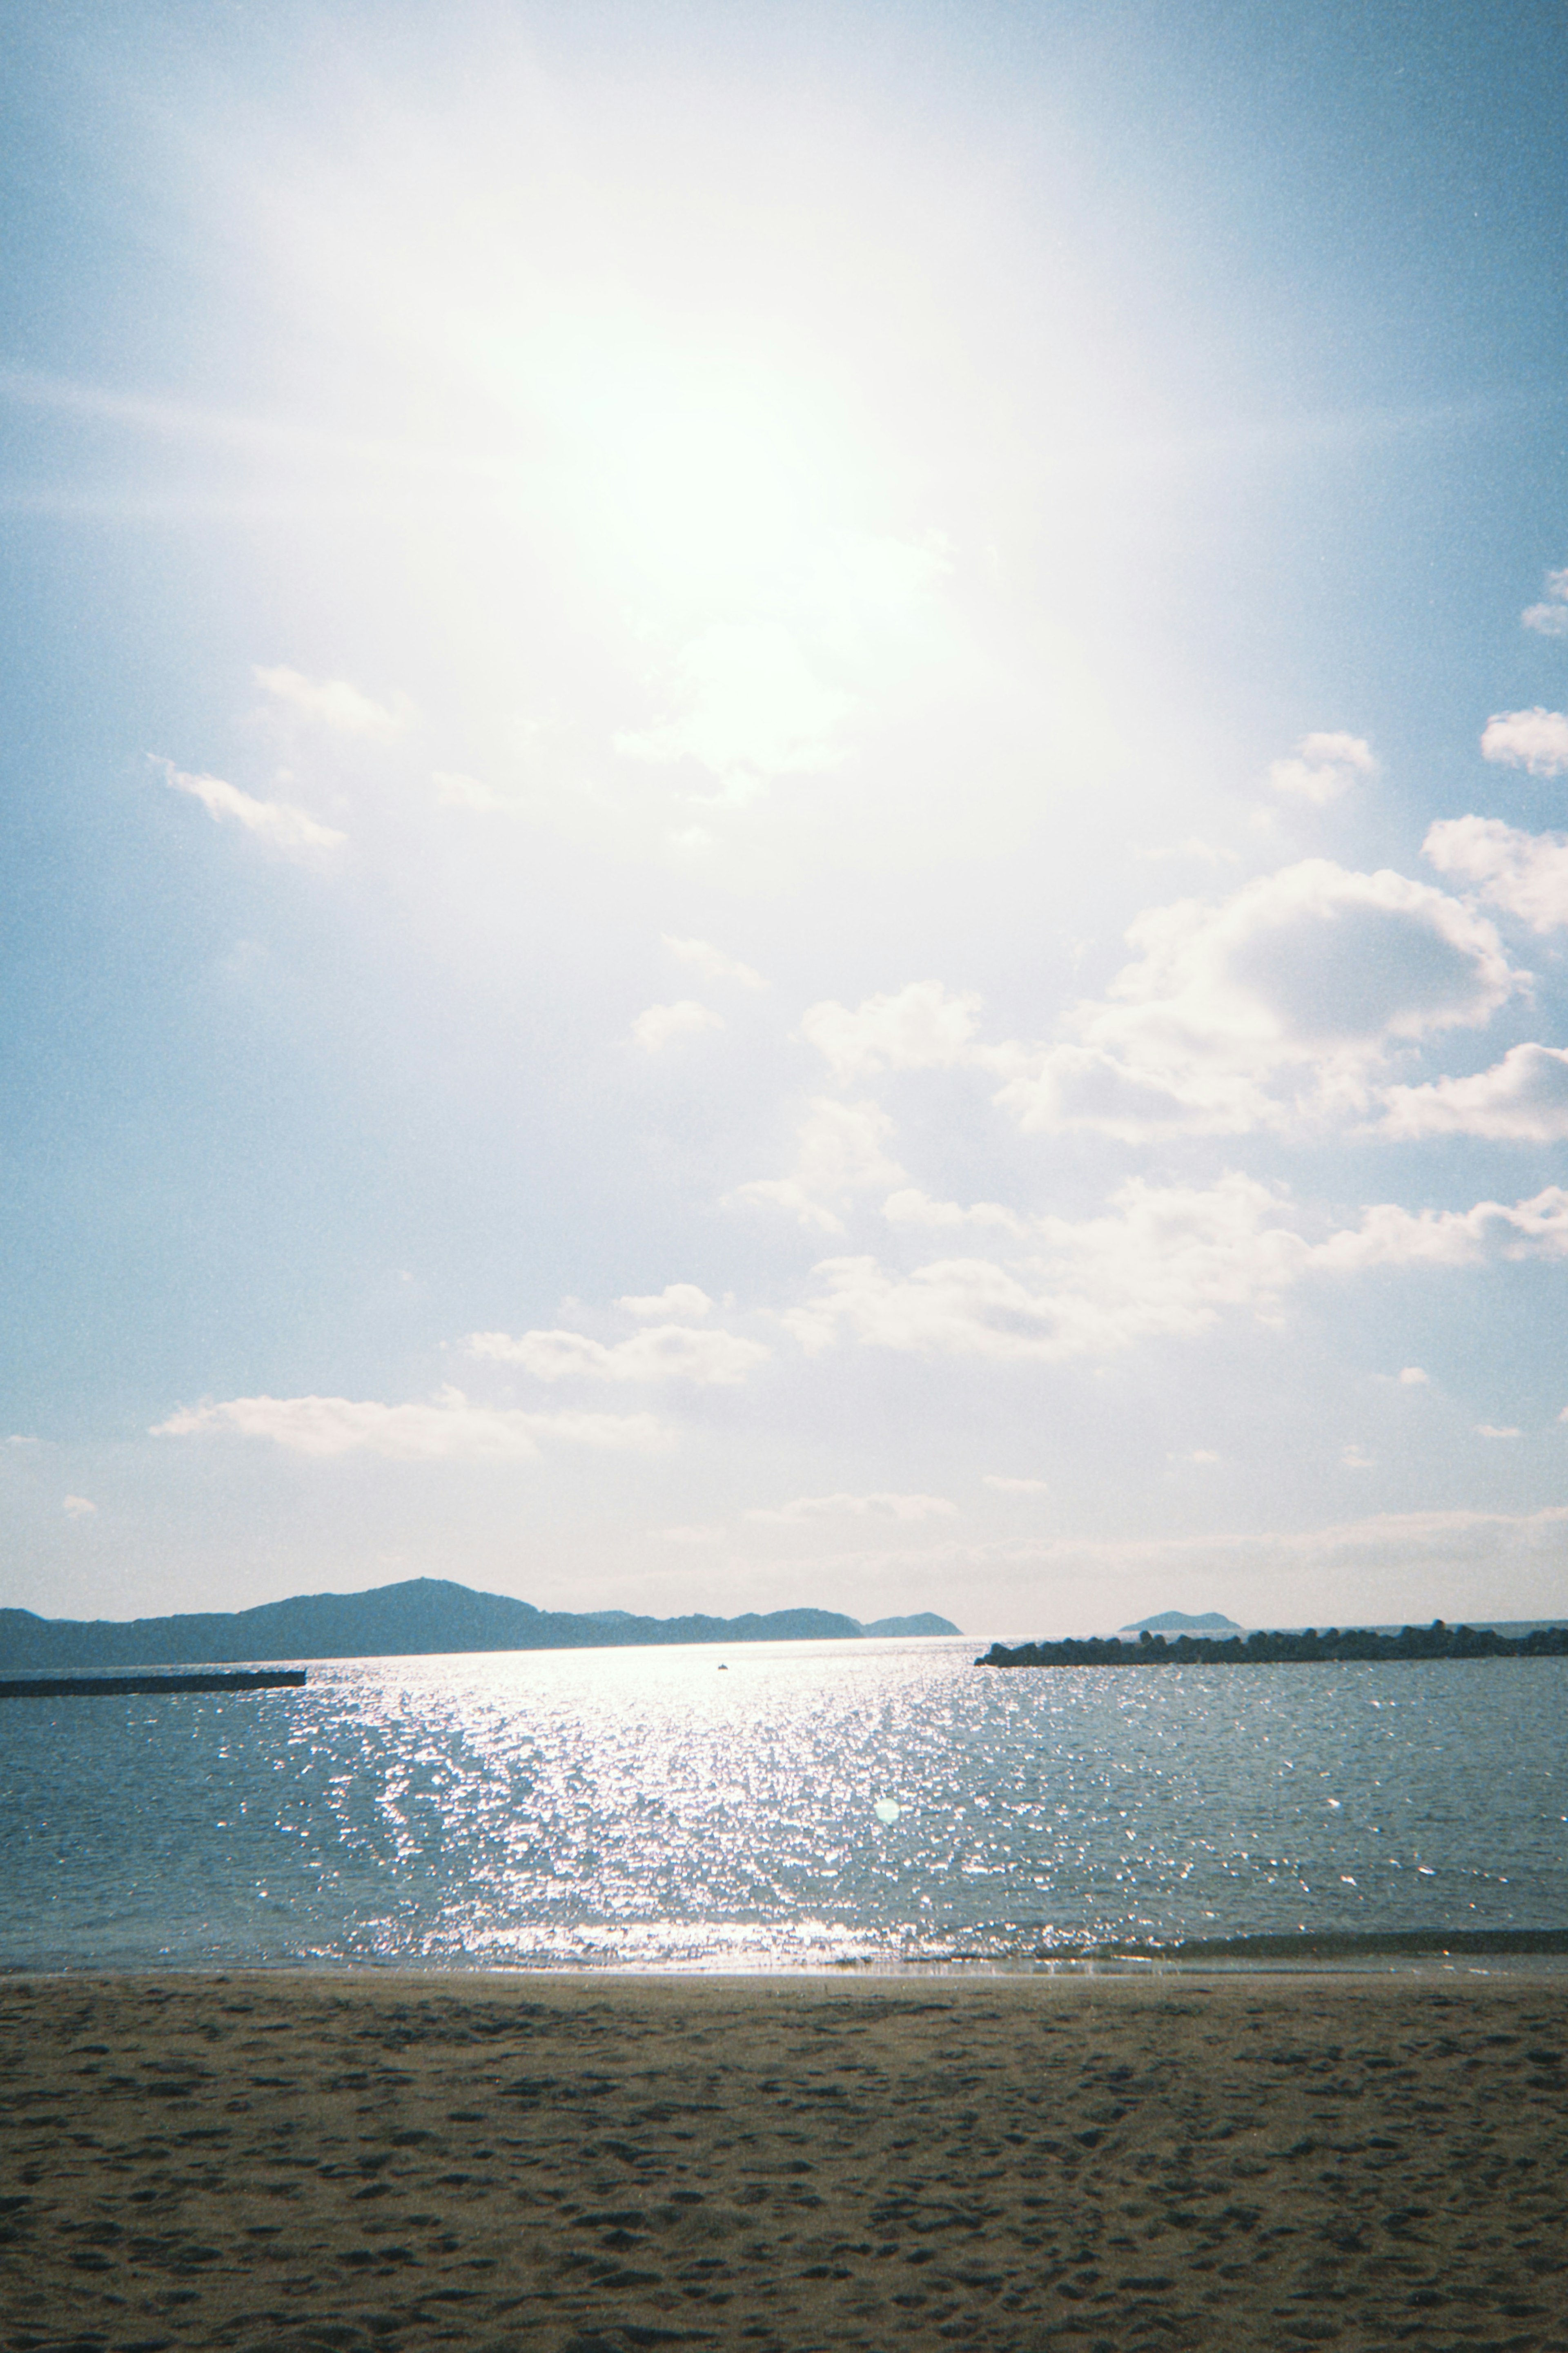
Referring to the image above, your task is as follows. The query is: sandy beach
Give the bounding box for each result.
[2,1968,1565,2353]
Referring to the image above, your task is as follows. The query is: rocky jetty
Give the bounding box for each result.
[979,1619,1568,1668]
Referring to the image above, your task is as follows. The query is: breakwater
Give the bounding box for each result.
[0,1669,309,1699]
[979,1620,1568,1668]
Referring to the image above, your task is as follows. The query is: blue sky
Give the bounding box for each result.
[5,0,1568,1635]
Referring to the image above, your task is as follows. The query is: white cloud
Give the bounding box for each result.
[800,980,982,1084]
[655,1523,727,1544]
[632,1000,725,1051]
[1423,814,1568,931]
[992,1043,1261,1140]
[1136,837,1241,866]
[1105,860,1512,1054]
[788,1174,1318,1363]
[467,1323,766,1385]
[882,1188,1026,1234]
[731,1098,904,1233]
[1521,570,1568,637]
[1341,1444,1374,1469]
[1480,707,1568,777]
[785,1175,1568,1365]
[1475,1424,1521,1439]
[616,1283,713,1322]
[1399,1366,1430,1386]
[63,1494,97,1518]
[997,859,1517,1138]
[152,1389,664,1458]
[254,665,414,737]
[1169,1450,1220,1466]
[983,1474,1049,1493]
[154,758,345,852]
[616,620,851,789]
[662,936,765,990]
[1266,730,1378,804]
[745,1492,957,1524]
[432,770,508,812]
[1314,1184,1568,1273]
[1381,1043,1568,1140]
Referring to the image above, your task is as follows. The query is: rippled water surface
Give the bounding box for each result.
[3,1638,1566,1969]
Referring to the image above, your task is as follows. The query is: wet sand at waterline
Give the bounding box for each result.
[2,1970,1565,2352]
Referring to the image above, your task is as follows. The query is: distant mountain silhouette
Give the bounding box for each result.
[859,1613,962,1637]
[1119,1610,1245,1634]
[0,1577,956,1671]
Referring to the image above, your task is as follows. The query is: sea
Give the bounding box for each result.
[3,1635,1566,1974]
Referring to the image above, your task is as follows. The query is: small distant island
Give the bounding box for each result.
[0,1577,960,1673]
[980,1619,1568,1668]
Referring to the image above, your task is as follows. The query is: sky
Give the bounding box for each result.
[4,0,1568,1638]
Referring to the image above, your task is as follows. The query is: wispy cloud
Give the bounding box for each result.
[731,1098,904,1231]
[744,1492,957,1524]
[63,1494,97,1518]
[632,1001,725,1051]
[983,1474,1050,1493]
[616,1284,713,1322]
[662,936,765,990]
[467,1323,767,1385]
[432,770,508,812]
[153,757,345,852]
[254,665,415,737]
[153,1389,665,1458]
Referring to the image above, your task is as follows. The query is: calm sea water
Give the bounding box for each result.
[2,1637,1565,1972]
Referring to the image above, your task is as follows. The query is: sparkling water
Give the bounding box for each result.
[2,1636,1565,1971]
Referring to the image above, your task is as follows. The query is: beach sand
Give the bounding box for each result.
[2,1969,1565,2353]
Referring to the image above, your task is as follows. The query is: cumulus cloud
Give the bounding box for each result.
[731,1098,905,1232]
[1341,1444,1374,1469]
[254,665,414,737]
[1475,1424,1521,1439]
[800,980,982,1084]
[1521,570,1568,637]
[788,1174,1319,1362]
[1399,1366,1430,1385]
[154,758,345,852]
[467,1323,766,1385]
[983,1474,1049,1492]
[1480,708,1568,776]
[785,1176,1568,1365]
[63,1494,97,1518]
[616,1283,713,1322]
[152,1389,664,1459]
[997,860,1517,1138]
[662,936,765,990]
[1423,814,1568,930]
[1381,1043,1568,1140]
[632,1000,725,1051]
[992,1043,1260,1140]
[745,1492,957,1524]
[1266,731,1378,804]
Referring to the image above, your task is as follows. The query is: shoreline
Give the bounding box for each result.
[4,1965,1564,2351]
